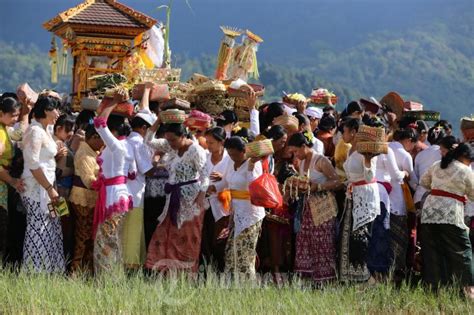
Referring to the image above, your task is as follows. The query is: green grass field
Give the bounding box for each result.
[0,268,472,314]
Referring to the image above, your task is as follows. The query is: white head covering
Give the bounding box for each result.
[135,109,157,126]
[305,107,323,119]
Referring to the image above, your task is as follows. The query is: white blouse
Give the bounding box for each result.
[206,150,232,222]
[21,120,57,211]
[145,129,209,227]
[126,131,154,209]
[421,160,474,229]
[215,159,265,238]
[388,141,417,216]
[375,147,406,214]
[413,145,441,203]
[343,151,380,231]
[466,163,474,217]
[94,118,135,212]
[312,137,325,156]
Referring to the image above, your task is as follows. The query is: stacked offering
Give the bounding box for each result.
[282,93,307,108]
[309,88,337,105]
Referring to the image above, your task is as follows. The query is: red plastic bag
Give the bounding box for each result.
[249,158,283,209]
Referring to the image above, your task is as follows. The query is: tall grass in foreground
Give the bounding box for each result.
[0,267,472,314]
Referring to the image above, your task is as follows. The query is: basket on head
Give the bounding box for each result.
[460,116,474,131]
[273,115,299,133]
[97,99,134,118]
[196,91,235,116]
[355,125,386,143]
[184,110,212,131]
[160,109,187,124]
[356,142,388,155]
[228,84,265,98]
[161,98,191,111]
[282,93,308,108]
[403,110,440,122]
[132,83,170,102]
[245,139,274,158]
[139,68,181,87]
[461,116,474,141]
[309,88,338,105]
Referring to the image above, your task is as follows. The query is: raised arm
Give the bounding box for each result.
[144,119,171,153]
[94,91,127,153]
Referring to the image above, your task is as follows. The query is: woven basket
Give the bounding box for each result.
[273,115,299,133]
[169,82,195,102]
[160,109,187,124]
[161,98,191,111]
[460,117,474,130]
[356,142,388,155]
[139,68,181,86]
[194,81,227,95]
[188,73,210,86]
[196,91,235,116]
[246,139,274,158]
[228,84,265,98]
[132,83,170,102]
[234,97,251,122]
[355,125,386,142]
[403,110,440,122]
[97,99,134,118]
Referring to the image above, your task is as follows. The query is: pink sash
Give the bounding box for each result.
[92,175,127,238]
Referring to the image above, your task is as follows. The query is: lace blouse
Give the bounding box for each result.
[421,160,474,229]
[343,151,380,231]
[145,129,209,227]
[21,120,57,211]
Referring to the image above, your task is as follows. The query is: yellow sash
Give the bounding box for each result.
[230,190,250,200]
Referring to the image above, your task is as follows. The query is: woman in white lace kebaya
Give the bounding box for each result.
[144,119,209,273]
[338,118,380,282]
[420,143,474,290]
[21,96,64,273]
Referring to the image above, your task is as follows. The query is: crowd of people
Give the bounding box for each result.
[0,83,472,296]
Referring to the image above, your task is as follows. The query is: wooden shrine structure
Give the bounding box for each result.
[43,0,156,110]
